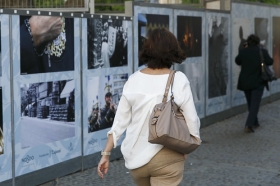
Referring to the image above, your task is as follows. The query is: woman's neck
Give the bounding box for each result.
[140,68,171,75]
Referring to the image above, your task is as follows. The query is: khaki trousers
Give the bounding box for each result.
[129,147,185,186]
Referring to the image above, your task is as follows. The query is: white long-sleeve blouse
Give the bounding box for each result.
[107,70,201,170]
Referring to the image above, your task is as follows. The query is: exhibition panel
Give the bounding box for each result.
[0,13,12,183]
[133,5,173,72]
[173,9,206,118]
[231,2,272,107]
[205,11,231,116]
[12,12,82,177]
[269,6,280,94]
[82,15,133,156]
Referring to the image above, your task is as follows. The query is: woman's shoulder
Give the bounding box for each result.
[127,70,141,80]
[174,71,189,83]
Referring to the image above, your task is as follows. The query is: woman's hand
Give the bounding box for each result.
[29,16,63,48]
[97,156,110,179]
[184,154,187,160]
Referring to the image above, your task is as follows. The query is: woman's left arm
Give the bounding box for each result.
[97,134,114,179]
[263,49,273,66]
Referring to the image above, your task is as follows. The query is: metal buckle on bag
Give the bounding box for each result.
[151,118,158,125]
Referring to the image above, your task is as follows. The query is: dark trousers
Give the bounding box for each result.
[244,85,264,127]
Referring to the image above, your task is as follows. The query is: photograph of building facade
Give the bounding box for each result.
[21,80,75,122]
[20,80,75,148]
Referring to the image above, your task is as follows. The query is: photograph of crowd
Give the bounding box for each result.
[20,16,74,75]
[138,13,169,67]
[88,18,128,69]
[273,17,280,78]
[208,16,229,99]
[255,18,269,50]
[177,15,202,58]
[20,80,75,148]
[87,73,128,133]
[0,87,3,155]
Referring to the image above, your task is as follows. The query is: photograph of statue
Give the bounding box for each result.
[138,13,169,67]
[273,17,280,78]
[20,80,75,148]
[20,16,74,74]
[255,18,269,50]
[208,16,229,99]
[177,15,202,58]
[88,18,128,69]
[87,73,128,133]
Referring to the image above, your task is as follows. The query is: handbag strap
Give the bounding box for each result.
[259,47,264,64]
[162,70,176,103]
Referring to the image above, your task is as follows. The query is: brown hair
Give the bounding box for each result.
[139,28,187,69]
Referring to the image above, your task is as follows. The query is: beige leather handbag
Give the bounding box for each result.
[148,70,201,154]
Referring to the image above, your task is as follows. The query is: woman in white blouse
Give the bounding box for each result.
[97,28,201,186]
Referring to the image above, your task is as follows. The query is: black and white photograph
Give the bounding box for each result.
[0,87,3,155]
[20,80,75,148]
[20,16,74,75]
[255,18,269,50]
[177,16,202,58]
[87,73,128,133]
[138,13,169,67]
[208,16,229,99]
[273,17,280,78]
[175,63,202,103]
[88,18,128,69]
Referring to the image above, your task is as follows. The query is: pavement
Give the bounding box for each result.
[40,100,280,186]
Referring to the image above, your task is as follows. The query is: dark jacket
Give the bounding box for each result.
[235,45,273,91]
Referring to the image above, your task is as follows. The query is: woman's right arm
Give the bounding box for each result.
[107,95,132,148]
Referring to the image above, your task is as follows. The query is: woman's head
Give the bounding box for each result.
[139,28,187,69]
[247,34,260,46]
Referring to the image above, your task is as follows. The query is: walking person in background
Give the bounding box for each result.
[97,28,201,186]
[235,34,273,133]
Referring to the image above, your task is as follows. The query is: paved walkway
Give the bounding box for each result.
[40,100,280,186]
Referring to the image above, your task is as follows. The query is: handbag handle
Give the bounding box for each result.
[162,70,176,103]
[259,47,265,66]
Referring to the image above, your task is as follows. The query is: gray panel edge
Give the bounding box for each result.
[15,157,82,186]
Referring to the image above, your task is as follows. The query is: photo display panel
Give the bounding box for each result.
[270,7,280,94]
[252,8,271,98]
[82,15,133,156]
[231,2,255,107]
[231,2,272,103]
[12,12,82,177]
[133,5,173,72]
[173,10,205,118]
[0,13,12,183]
[205,12,231,116]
